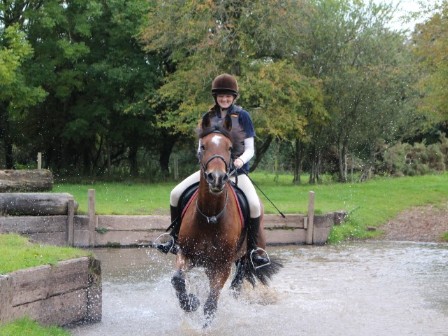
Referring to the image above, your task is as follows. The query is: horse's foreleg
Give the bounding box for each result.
[171,253,199,312]
[203,266,231,327]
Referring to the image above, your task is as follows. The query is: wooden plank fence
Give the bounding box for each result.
[0,257,101,326]
[0,190,346,248]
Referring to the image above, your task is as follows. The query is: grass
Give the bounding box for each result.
[53,172,448,243]
[442,232,448,241]
[0,318,69,336]
[52,181,172,215]
[0,234,91,275]
[0,236,89,334]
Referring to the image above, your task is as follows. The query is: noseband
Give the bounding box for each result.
[201,154,231,179]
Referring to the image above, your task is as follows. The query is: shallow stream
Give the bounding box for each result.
[69,241,448,336]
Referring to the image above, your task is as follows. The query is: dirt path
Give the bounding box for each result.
[379,202,448,242]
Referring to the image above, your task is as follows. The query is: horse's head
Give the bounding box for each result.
[198,113,241,194]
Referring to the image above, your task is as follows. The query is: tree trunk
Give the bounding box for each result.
[308,144,323,184]
[159,132,178,177]
[128,145,138,177]
[337,139,349,182]
[250,135,273,172]
[293,138,304,184]
[0,170,53,192]
[0,102,14,169]
[0,193,77,215]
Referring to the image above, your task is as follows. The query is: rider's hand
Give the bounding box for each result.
[234,158,244,169]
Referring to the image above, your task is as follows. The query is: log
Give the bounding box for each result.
[0,170,53,192]
[0,193,78,216]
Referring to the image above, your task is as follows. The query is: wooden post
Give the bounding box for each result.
[88,189,96,247]
[37,152,42,169]
[0,275,13,322]
[306,191,315,245]
[67,199,75,246]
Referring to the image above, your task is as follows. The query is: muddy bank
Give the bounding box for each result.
[379,203,448,242]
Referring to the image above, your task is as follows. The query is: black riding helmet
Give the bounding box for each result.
[211,74,239,97]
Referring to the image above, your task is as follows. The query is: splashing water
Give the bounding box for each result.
[68,242,448,336]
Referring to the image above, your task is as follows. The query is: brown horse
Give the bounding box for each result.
[170,113,282,327]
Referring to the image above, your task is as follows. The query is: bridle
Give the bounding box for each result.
[197,132,235,224]
[201,154,231,181]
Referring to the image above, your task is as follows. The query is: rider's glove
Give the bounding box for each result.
[234,158,244,169]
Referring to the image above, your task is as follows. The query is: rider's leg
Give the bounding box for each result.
[156,171,201,254]
[233,174,269,267]
[156,204,180,254]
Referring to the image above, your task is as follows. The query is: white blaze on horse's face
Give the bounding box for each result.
[202,133,231,194]
[211,134,223,147]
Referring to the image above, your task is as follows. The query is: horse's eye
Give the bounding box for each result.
[201,145,205,151]
[229,146,233,152]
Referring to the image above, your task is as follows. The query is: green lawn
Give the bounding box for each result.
[0,318,70,336]
[0,234,91,275]
[53,172,448,242]
[0,236,90,335]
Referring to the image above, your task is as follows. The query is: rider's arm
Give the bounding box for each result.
[234,137,254,168]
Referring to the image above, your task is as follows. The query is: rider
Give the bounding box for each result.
[156,73,269,267]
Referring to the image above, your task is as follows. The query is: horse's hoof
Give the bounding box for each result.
[179,293,200,312]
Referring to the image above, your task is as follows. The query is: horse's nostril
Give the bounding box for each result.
[206,172,215,184]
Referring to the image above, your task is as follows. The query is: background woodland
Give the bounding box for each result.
[1,0,447,183]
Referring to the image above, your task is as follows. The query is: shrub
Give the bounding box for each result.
[379,134,447,176]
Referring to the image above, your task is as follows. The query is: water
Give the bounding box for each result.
[68,241,448,336]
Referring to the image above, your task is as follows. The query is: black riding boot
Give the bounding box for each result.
[156,205,180,254]
[247,217,270,267]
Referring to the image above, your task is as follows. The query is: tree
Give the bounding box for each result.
[0,21,46,168]
[140,0,326,172]
[11,0,160,176]
[296,0,419,182]
[412,1,448,124]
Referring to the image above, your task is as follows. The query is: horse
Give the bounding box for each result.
[170,112,283,327]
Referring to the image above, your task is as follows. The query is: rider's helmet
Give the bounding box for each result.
[211,74,239,97]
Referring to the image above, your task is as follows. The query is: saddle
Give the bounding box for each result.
[178,182,249,227]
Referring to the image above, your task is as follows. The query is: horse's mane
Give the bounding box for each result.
[197,114,244,158]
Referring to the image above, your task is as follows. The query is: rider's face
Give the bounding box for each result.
[216,94,235,109]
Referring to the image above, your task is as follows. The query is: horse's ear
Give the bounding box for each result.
[201,112,211,129]
[223,114,232,131]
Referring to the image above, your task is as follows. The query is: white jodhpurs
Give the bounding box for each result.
[170,170,261,218]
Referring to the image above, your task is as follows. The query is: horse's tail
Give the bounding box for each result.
[236,256,283,287]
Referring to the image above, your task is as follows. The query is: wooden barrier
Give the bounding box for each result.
[0,170,53,192]
[0,190,346,247]
[0,193,78,216]
[0,257,101,326]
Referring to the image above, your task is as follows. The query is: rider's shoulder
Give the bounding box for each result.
[230,105,250,116]
[231,105,247,113]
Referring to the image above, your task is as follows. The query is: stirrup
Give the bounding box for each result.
[250,247,271,270]
[153,233,177,254]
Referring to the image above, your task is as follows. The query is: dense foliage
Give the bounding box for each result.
[1,0,447,182]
